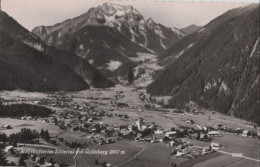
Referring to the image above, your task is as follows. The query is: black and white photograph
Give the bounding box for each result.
[0,0,259,166]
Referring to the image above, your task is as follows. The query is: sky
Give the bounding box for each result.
[2,0,254,31]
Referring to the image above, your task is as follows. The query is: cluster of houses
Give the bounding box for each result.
[216,123,258,138]
[38,98,84,110]
[1,97,41,105]
[128,118,225,158]
[2,144,59,167]
[3,89,259,166]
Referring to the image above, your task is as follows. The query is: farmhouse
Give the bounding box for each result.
[210,142,222,150]
[2,124,12,129]
[208,130,222,137]
[4,145,13,152]
[199,133,212,141]
[165,131,177,139]
[242,130,249,137]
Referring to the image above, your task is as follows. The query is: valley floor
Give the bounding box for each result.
[0,86,259,167]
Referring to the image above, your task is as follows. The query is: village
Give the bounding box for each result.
[0,86,259,167]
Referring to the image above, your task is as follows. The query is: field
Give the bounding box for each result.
[192,155,242,167]
[0,118,60,136]
[179,152,223,167]
[122,143,172,167]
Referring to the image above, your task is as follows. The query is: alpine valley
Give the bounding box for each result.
[0,2,258,123]
[0,2,259,167]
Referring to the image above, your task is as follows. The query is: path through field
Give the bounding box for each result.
[191,145,260,162]
[118,143,154,166]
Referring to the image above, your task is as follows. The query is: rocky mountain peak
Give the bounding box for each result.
[95,2,144,23]
[145,18,156,29]
[102,2,134,11]
[32,2,184,56]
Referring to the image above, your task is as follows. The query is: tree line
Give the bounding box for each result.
[0,128,50,146]
[0,103,53,118]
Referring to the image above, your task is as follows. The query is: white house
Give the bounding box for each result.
[165,131,177,139]
[208,131,222,137]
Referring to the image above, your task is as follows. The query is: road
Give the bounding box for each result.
[191,146,260,162]
[118,143,154,167]
[217,150,260,162]
[73,148,81,167]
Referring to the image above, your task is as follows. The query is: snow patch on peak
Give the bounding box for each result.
[104,15,116,27]
[249,37,259,57]
[219,81,229,93]
[102,40,110,48]
[171,27,185,36]
[107,60,122,71]
[88,59,94,65]
[154,25,166,38]
[103,2,128,11]
[176,50,184,58]
[79,44,84,50]
[198,27,205,33]
[146,18,155,27]
[160,39,167,49]
[204,80,217,92]
[131,52,157,62]
[23,41,44,52]
[187,43,194,48]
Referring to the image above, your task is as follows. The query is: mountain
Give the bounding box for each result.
[181,24,201,34]
[0,32,89,91]
[0,11,114,91]
[32,3,184,83]
[148,4,259,124]
[33,2,183,54]
[171,27,186,37]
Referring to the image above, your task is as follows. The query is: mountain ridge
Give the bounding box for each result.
[148,4,259,124]
[32,2,183,54]
[0,10,114,90]
[180,24,201,34]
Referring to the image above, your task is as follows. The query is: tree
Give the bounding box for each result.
[44,130,50,141]
[60,160,67,167]
[36,131,40,143]
[0,133,7,143]
[128,68,134,84]
[0,149,7,166]
[49,157,54,164]
[94,158,99,165]
[19,156,26,166]
[0,104,53,118]
[10,147,15,155]
[141,128,151,138]
[170,127,176,131]
[196,132,200,141]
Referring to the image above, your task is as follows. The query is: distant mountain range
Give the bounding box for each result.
[148,4,259,124]
[0,10,114,91]
[32,2,184,83]
[181,24,201,34]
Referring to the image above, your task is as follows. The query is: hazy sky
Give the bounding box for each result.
[2,0,253,31]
